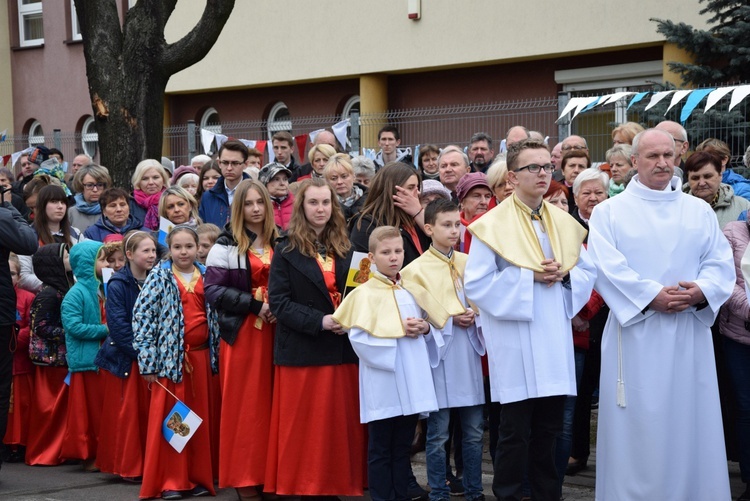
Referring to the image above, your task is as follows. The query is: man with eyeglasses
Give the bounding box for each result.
[654,120,688,180]
[199,139,250,227]
[464,139,595,501]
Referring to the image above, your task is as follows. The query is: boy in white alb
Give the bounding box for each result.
[401,199,486,501]
[333,226,449,501]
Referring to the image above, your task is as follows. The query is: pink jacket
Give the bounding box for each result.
[719,220,750,345]
[272,192,294,231]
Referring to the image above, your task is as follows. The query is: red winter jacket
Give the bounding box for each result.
[272,193,295,231]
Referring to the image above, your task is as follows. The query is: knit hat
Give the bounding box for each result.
[456,172,491,202]
[259,162,292,185]
[171,165,198,185]
[28,145,51,165]
[420,179,452,201]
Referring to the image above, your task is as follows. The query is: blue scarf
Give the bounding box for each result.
[74,193,102,215]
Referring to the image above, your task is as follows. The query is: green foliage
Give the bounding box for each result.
[652,0,750,85]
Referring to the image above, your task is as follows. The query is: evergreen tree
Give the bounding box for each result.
[652,0,750,86]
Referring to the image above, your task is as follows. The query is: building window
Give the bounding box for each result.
[200,107,221,132]
[19,0,44,47]
[70,0,82,41]
[341,95,361,120]
[81,116,98,158]
[28,120,44,147]
[267,102,291,140]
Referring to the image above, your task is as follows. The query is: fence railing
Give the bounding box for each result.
[4,91,750,178]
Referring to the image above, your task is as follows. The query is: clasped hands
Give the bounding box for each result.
[533,259,567,288]
[649,282,705,314]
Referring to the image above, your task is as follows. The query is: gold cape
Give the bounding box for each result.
[401,246,479,315]
[333,272,450,339]
[467,193,587,273]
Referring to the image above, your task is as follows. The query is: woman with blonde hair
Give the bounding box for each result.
[324,153,367,221]
[266,178,365,497]
[159,186,202,227]
[611,121,644,146]
[204,180,278,500]
[299,144,337,181]
[130,159,170,231]
[486,157,514,208]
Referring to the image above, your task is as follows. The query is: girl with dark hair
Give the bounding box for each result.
[266,178,365,497]
[204,180,278,500]
[351,161,427,266]
[19,185,83,292]
[196,160,222,202]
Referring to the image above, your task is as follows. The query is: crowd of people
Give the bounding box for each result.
[0,121,748,501]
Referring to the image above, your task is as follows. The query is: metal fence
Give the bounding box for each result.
[4,91,750,178]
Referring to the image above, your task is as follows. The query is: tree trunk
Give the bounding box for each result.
[74,0,235,189]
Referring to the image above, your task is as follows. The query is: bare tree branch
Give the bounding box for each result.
[162,0,235,75]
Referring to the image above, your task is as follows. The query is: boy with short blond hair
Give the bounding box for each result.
[334,226,448,501]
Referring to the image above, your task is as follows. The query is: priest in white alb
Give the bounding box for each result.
[587,128,734,501]
[464,139,596,501]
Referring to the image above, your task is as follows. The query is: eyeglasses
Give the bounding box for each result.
[561,145,588,151]
[219,160,244,168]
[515,163,554,174]
[83,183,107,191]
[672,137,686,145]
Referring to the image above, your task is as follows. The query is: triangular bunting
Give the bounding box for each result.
[644,91,675,111]
[680,88,714,124]
[729,85,750,112]
[704,87,736,112]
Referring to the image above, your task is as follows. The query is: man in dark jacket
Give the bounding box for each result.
[199,140,250,228]
[0,197,38,469]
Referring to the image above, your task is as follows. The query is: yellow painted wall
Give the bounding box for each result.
[663,43,696,87]
[164,0,709,94]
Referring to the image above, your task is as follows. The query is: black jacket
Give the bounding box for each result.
[349,214,429,267]
[0,202,38,325]
[29,243,72,365]
[341,183,368,223]
[204,225,270,345]
[268,237,357,366]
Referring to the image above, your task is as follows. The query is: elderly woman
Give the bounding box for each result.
[572,168,608,228]
[486,157,514,208]
[605,144,633,198]
[299,144,337,181]
[684,151,750,229]
[561,150,591,213]
[159,185,202,226]
[83,188,143,241]
[696,138,750,201]
[130,159,170,231]
[611,122,645,146]
[719,220,750,501]
[323,153,367,222]
[418,144,440,181]
[352,156,376,187]
[67,163,112,233]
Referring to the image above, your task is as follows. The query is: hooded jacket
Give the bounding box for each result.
[29,243,73,366]
[684,182,750,229]
[83,214,144,242]
[94,263,143,378]
[61,240,109,372]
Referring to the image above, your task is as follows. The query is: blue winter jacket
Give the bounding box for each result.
[94,263,142,378]
[83,214,144,242]
[723,169,750,201]
[198,173,249,228]
[61,240,109,372]
[132,260,220,383]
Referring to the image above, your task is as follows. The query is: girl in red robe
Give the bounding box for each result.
[133,225,219,500]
